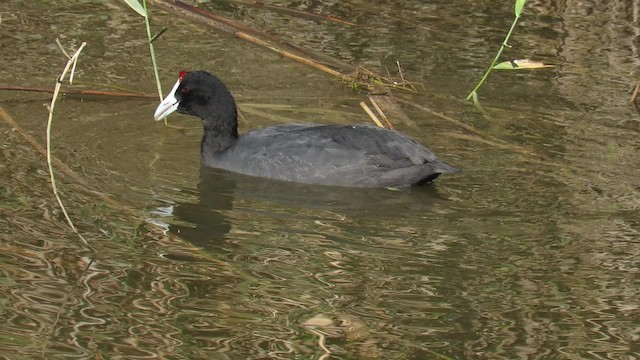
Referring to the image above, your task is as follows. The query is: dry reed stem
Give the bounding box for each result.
[149,0,411,91]
[359,101,384,128]
[368,97,393,129]
[367,92,416,128]
[399,100,575,170]
[167,0,355,71]
[152,0,349,76]
[46,41,87,241]
[235,32,347,79]
[396,61,406,86]
[40,43,97,360]
[0,85,156,98]
[630,79,640,110]
[55,38,71,59]
[395,98,516,147]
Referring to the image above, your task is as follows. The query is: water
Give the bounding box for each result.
[1,0,639,359]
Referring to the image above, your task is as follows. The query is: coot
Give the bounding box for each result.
[154,71,459,188]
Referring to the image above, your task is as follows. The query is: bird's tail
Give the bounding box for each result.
[433,161,461,174]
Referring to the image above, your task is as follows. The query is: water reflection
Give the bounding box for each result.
[148,167,465,359]
[167,167,452,250]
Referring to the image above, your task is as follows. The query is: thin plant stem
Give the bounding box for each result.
[359,101,384,128]
[143,0,162,100]
[46,41,88,245]
[142,0,167,126]
[55,38,71,59]
[466,10,522,101]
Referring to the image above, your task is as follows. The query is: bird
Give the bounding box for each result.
[153,71,460,188]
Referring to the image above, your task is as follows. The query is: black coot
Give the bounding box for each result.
[154,71,460,188]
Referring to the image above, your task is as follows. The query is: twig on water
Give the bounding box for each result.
[55,38,71,59]
[148,0,414,92]
[45,40,88,244]
[396,61,406,86]
[0,85,156,98]
[368,96,393,129]
[359,101,384,128]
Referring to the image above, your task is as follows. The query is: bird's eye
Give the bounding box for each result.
[182,86,190,93]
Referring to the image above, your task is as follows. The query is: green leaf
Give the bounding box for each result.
[515,0,526,17]
[123,0,147,17]
[493,59,554,70]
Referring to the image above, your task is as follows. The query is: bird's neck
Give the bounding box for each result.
[201,110,239,160]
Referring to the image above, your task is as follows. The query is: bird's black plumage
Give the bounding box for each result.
[154,71,459,188]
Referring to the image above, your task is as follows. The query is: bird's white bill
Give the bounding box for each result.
[153,79,181,121]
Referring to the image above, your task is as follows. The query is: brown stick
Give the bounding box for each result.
[236,32,347,80]
[148,0,414,124]
[368,97,394,129]
[149,0,362,74]
[395,98,544,156]
[358,101,384,128]
[150,0,419,94]
[159,0,354,71]
[630,79,640,111]
[0,85,156,98]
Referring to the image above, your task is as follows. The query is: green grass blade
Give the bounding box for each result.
[515,0,526,17]
[124,0,147,17]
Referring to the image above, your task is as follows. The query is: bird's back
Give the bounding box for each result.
[206,124,458,188]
